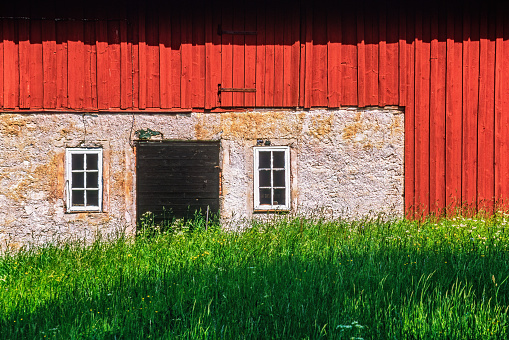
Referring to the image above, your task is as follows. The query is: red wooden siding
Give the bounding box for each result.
[0,1,507,214]
[0,2,401,111]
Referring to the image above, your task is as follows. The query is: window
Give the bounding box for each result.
[254,146,290,210]
[66,148,103,212]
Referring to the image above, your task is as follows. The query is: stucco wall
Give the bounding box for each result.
[0,108,403,248]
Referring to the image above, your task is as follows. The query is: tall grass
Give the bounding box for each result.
[0,214,508,339]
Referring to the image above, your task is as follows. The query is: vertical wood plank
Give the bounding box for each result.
[0,21,4,107]
[56,20,68,109]
[138,6,147,109]
[30,20,43,108]
[18,19,30,108]
[180,5,192,109]
[404,7,415,216]
[159,3,171,109]
[170,3,181,108]
[494,9,503,207]
[205,0,216,109]
[192,4,206,108]
[129,3,140,109]
[180,5,191,109]
[357,7,366,107]
[145,8,160,108]
[1,2,19,109]
[244,0,257,107]
[365,9,378,106]
[478,10,496,212]
[340,7,357,106]
[42,20,57,109]
[220,1,233,107]
[83,2,96,110]
[496,9,509,206]
[80,6,97,110]
[462,7,480,210]
[290,3,300,107]
[2,20,18,109]
[311,4,327,107]
[83,21,97,110]
[96,17,109,110]
[303,2,312,108]
[298,2,306,108]
[386,5,399,105]
[120,19,132,109]
[273,2,284,107]
[414,10,431,216]
[398,5,406,107]
[68,19,85,109]
[232,1,246,106]
[3,19,19,109]
[445,9,463,211]
[378,5,387,107]
[264,4,275,107]
[255,0,266,107]
[414,9,429,216]
[327,5,341,108]
[429,9,447,214]
[283,3,293,107]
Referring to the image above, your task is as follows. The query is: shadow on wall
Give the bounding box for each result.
[4,0,492,45]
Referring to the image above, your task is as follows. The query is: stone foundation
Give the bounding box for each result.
[0,108,404,248]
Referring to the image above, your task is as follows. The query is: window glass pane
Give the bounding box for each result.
[86,190,99,206]
[259,170,271,187]
[259,188,271,205]
[273,151,285,168]
[86,172,99,189]
[86,154,98,170]
[68,149,102,210]
[273,189,286,205]
[72,172,84,188]
[72,154,84,170]
[273,170,285,187]
[72,190,85,205]
[258,151,271,169]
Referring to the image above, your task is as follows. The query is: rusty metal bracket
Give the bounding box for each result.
[218,86,257,93]
[217,24,257,35]
[217,84,256,104]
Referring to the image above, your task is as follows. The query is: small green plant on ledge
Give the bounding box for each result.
[135,128,163,140]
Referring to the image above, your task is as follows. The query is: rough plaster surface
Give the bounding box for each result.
[0,108,404,248]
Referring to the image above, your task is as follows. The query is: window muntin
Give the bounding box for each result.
[66,148,102,212]
[254,147,290,210]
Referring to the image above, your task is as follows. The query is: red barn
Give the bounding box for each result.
[0,0,504,246]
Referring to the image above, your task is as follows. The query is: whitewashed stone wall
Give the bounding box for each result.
[0,108,404,248]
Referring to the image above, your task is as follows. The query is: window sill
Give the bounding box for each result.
[253,209,291,214]
[65,209,103,214]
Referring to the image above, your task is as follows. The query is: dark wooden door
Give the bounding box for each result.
[136,141,220,223]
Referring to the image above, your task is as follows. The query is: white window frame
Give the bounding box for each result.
[253,146,291,211]
[65,148,103,212]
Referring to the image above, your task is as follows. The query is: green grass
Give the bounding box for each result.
[1,214,509,339]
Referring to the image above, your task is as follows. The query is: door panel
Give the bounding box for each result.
[136,141,220,224]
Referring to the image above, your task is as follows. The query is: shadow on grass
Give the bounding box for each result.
[2,245,509,339]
